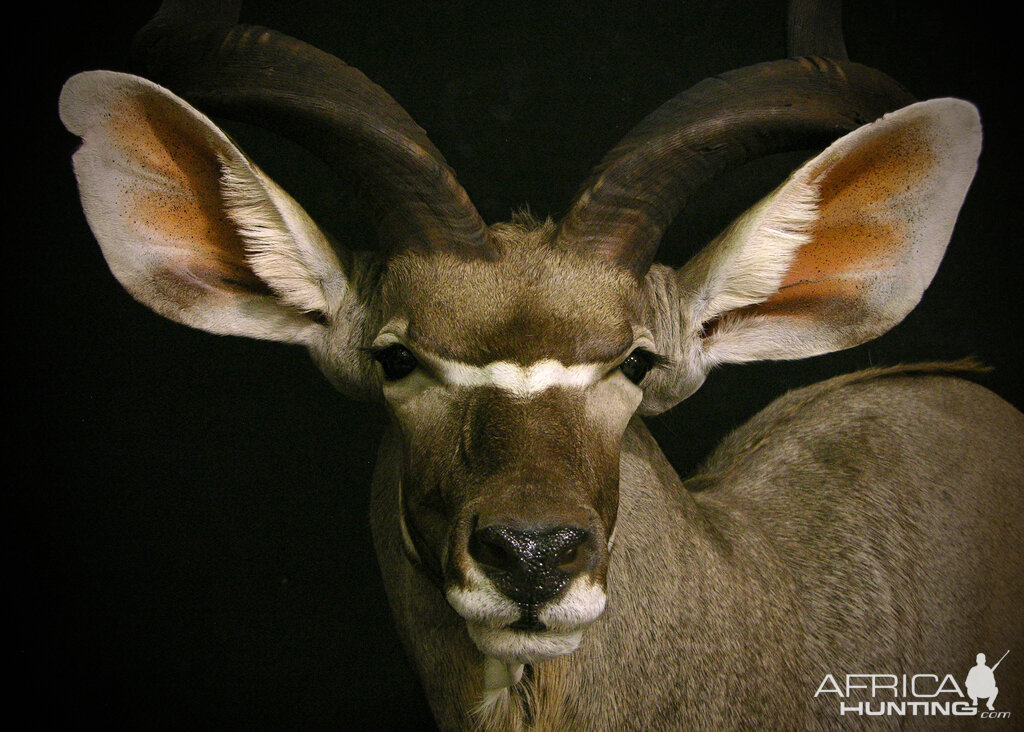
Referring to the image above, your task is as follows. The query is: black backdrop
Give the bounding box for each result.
[19,1,1022,729]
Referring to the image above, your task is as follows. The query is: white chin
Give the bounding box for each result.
[466,622,583,665]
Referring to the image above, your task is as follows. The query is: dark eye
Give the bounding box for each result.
[373,344,419,381]
[619,350,656,385]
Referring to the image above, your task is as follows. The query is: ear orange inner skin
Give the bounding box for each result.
[111,92,270,299]
[749,119,937,320]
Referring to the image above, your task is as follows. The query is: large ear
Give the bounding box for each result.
[642,98,980,413]
[60,70,360,347]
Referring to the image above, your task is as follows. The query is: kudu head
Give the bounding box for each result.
[61,2,980,667]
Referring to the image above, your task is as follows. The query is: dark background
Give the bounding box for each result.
[17,1,1021,729]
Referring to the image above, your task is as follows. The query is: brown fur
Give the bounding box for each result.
[373,371,1024,730]
[400,381,620,591]
[380,219,643,366]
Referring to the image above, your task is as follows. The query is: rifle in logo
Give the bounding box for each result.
[965,650,1009,711]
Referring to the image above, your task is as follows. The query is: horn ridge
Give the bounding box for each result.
[557,57,913,276]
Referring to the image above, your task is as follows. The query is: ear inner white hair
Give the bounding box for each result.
[218,152,347,319]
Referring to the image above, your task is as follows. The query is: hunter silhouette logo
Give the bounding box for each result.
[814,650,1012,719]
[966,650,1009,711]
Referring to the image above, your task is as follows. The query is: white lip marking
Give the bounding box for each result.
[468,623,584,665]
[446,566,521,626]
[538,575,607,630]
[447,569,607,664]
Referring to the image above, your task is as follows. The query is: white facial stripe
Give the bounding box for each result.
[374,319,659,396]
[430,357,605,395]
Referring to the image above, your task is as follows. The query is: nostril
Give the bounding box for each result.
[553,529,588,569]
[469,526,523,572]
[556,545,579,571]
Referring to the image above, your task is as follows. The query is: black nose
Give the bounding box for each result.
[469,524,593,606]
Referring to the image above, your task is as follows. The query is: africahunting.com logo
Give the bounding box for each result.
[815,650,1011,719]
